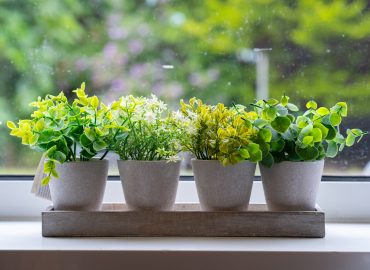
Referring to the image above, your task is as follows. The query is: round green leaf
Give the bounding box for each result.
[295,146,319,161]
[302,136,313,145]
[286,103,299,112]
[324,124,337,140]
[306,100,317,110]
[329,113,342,126]
[259,128,272,142]
[262,107,277,121]
[270,139,285,152]
[326,141,338,158]
[316,107,330,116]
[271,116,291,133]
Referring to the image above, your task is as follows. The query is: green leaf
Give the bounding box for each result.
[48,150,66,163]
[324,124,337,140]
[80,134,92,148]
[45,145,57,156]
[246,143,262,162]
[51,169,59,178]
[260,152,274,168]
[302,136,313,145]
[259,128,272,142]
[253,119,269,128]
[329,113,342,126]
[44,160,56,173]
[286,114,295,123]
[313,123,328,139]
[297,116,309,128]
[345,133,356,147]
[271,116,291,133]
[7,121,16,129]
[311,128,322,142]
[93,140,107,152]
[306,100,317,110]
[350,128,363,136]
[326,141,338,158]
[276,104,288,116]
[84,128,96,141]
[281,95,289,106]
[270,139,285,152]
[316,107,330,116]
[295,146,319,161]
[286,103,299,112]
[41,176,51,186]
[239,148,250,159]
[262,107,277,121]
[300,124,313,136]
[331,102,348,117]
[258,141,270,157]
[266,98,279,106]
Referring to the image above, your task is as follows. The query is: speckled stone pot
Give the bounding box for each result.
[192,160,256,211]
[117,160,181,211]
[49,159,108,211]
[260,160,325,211]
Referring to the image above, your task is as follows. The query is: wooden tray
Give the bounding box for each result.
[42,203,325,238]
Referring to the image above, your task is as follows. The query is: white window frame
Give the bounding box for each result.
[1,175,370,222]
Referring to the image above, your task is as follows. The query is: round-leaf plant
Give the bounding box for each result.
[111,94,186,161]
[250,95,368,167]
[179,98,271,166]
[7,83,124,185]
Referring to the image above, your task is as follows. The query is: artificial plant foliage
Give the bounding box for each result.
[7,83,123,185]
[180,98,270,165]
[111,94,186,161]
[251,95,367,167]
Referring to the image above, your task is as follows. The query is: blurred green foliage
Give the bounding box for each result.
[0,0,369,169]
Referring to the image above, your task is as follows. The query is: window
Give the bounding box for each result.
[0,0,369,177]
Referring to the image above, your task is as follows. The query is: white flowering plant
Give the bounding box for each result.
[111,94,186,161]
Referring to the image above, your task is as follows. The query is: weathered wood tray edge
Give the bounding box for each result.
[42,203,325,238]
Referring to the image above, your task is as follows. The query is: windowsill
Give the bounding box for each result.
[1,221,370,270]
[0,221,369,252]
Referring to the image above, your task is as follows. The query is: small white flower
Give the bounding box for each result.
[167,155,180,163]
[188,124,197,135]
[144,111,156,123]
[173,110,185,122]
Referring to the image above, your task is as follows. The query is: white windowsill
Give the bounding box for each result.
[0,221,369,252]
[1,221,370,270]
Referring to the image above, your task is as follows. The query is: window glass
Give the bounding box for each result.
[0,0,369,176]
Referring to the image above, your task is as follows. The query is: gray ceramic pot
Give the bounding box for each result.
[49,159,108,211]
[192,160,256,211]
[260,160,325,211]
[117,160,181,211]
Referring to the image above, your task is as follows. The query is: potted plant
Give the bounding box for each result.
[180,98,271,211]
[7,83,120,211]
[252,95,367,211]
[111,94,186,211]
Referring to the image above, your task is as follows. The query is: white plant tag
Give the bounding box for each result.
[31,155,52,201]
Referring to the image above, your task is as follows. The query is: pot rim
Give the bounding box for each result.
[260,159,325,165]
[191,158,255,164]
[53,158,109,165]
[117,159,181,164]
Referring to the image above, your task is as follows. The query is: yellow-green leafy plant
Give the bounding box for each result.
[179,98,270,165]
[7,83,124,184]
[251,95,368,167]
[111,94,186,161]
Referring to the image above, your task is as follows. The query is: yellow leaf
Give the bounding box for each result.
[7,121,16,129]
[90,95,99,109]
